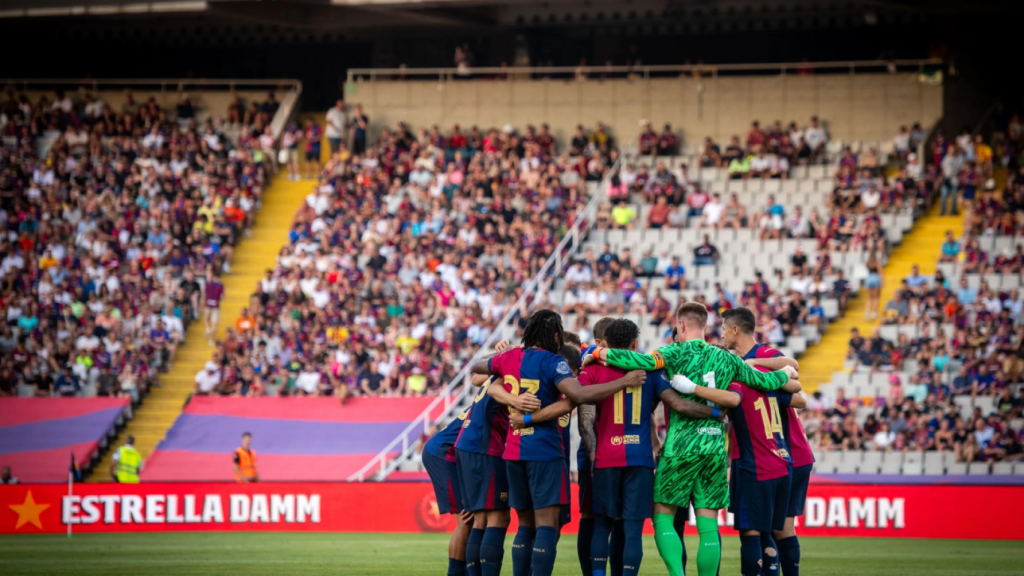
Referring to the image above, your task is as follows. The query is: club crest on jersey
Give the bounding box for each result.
[556,360,572,376]
[500,492,508,502]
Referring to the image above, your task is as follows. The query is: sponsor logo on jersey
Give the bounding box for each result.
[697,427,723,435]
[623,435,641,445]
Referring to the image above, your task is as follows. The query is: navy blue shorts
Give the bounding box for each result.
[592,466,655,520]
[729,465,791,533]
[506,459,569,511]
[787,464,812,517]
[423,450,463,515]
[560,463,572,526]
[456,449,510,512]
[578,467,594,515]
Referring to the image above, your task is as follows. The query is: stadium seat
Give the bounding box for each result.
[967,462,990,476]
[817,451,841,474]
[992,462,1014,475]
[946,462,968,475]
[902,451,924,475]
[836,452,860,474]
[1015,463,1024,476]
[860,451,882,474]
[879,452,902,475]
[923,452,945,475]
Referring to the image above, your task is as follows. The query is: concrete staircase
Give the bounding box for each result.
[796,201,965,391]
[87,170,316,481]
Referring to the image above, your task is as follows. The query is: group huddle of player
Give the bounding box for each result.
[422,302,814,576]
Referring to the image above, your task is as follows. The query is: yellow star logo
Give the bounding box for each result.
[9,491,50,531]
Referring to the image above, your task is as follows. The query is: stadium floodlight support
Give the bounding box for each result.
[345,59,944,83]
[347,135,639,482]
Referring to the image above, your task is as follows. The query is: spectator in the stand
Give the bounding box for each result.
[939,230,961,262]
[746,120,765,151]
[0,466,17,484]
[722,136,744,166]
[940,143,963,215]
[647,196,672,229]
[282,124,301,180]
[692,234,719,266]
[803,115,828,162]
[195,361,221,396]
[686,185,709,218]
[657,124,678,156]
[611,200,637,229]
[303,118,323,179]
[893,125,911,161]
[326,99,347,154]
[349,104,369,154]
[700,193,725,228]
[664,256,686,290]
[722,194,747,229]
[699,137,721,167]
[639,122,657,156]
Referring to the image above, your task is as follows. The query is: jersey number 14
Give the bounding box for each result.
[753,397,784,440]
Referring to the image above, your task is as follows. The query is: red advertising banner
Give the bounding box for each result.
[2,482,1022,539]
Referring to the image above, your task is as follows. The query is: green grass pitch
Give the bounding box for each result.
[1,532,1022,575]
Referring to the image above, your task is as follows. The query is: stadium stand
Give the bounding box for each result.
[0,81,302,480]
[143,396,446,481]
[808,128,1024,476]
[0,397,130,481]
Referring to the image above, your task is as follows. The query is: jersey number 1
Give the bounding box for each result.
[613,387,642,425]
[753,397,784,439]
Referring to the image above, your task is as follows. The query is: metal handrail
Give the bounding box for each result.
[347,59,943,83]
[347,138,636,482]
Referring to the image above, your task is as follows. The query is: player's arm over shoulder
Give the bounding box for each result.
[600,345,668,371]
[726,349,789,391]
[745,352,798,371]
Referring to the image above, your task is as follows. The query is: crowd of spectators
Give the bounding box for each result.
[193,114,615,399]
[797,130,1024,464]
[0,88,272,402]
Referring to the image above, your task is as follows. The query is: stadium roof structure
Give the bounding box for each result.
[1,0,1021,30]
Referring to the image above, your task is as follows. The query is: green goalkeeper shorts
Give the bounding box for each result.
[654,451,729,510]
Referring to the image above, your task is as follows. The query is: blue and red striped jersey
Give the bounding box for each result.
[580,363,668,469]
[727,381,793,480]
[489,347,575,461]
[732,344,814,468]
[454,378,509,457]
[424,409,469,463]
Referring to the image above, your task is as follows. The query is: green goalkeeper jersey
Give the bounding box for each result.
[604,339,788,457]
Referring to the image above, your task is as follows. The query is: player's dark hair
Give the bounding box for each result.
[605,318,640,349]
[522,309,564,354]
[563,331,582,349]
[242,431,252,439]
[559,345,581,376]
[721,307,756,335]
[593,316,616,341]
[676,302,708,329]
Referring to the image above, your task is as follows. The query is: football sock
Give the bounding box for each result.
[760,533,778,576]
[776,536,800,576]
[480,526,507,576]
[531,526,559,576]
[652,513,685,576]
[674,511,689,573]
[610,519,625,576]
[695,516,721,576]
[448,558,467,576]
[740,535,762,576]
[466,528,484,576]
[577,517,595,576]
[620,519,644,576]
[591,516,612,576]
[511,526,535,576]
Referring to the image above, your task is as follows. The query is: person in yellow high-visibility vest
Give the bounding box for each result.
[110,435,142,483]
[233,432,259,482]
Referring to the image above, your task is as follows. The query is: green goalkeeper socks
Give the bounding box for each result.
[695,516,721,576]
[653,513,685,576]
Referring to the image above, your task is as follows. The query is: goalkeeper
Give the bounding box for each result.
[585,303,801,576]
